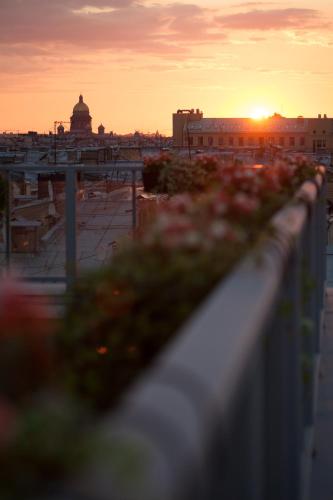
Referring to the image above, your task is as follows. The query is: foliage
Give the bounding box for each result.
[60,156,318,410]
[0,155,319,496]
[0,395,102,500]
[59,240,245,410]
[0,279,113,499]
[0,278,55,403]
[143,152,174,175]
[157,155,220,195]
[143,153,220,194]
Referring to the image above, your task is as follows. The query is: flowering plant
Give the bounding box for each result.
[143,152,174,174]
[0,156,319,497]
[0,278,55,403]
[158,155,220,195]
[60,156,318,410]
[142,154,220,194]
[142,153,173,192]
[0,278,114,499]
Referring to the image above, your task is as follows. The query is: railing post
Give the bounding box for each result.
[207,347,266,500]
[65,168,77,288]
[5,169,11,273]
[265,248,302,500]
[319,176,327,302]
[132,169,137,230]
[301,207,317,428]
[314,180,327,352]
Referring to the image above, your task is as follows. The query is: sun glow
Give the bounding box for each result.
[250,107,270,120]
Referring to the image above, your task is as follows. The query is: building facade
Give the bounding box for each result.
[173,109,333,153]
[70,95,92,134]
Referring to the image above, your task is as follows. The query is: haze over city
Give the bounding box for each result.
[1,0,333,134]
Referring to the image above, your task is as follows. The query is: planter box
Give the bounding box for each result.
[67,172,327,500]
[3,170,326,500]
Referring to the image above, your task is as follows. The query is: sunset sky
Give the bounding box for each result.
[1,0,333,135]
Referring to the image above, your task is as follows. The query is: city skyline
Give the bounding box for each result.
[1,0,333,134]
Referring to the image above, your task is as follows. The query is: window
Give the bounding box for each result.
[317,140,322,148]
[188,136,193,146]
[218,136,224,146]
[259,137,264,146]
[198,136,203,146]
[289,137,295,147]
[279,137,285,147]
[323,140,327,148]
[208,136,213,146]
[238,137,244,147]
[229,137,234,146]
[300,137,305,146]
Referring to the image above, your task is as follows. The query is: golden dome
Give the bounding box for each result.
[73,94,89,113]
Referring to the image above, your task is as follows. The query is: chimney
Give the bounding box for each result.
[318,114,322,119]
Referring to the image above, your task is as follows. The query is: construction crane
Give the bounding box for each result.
[53,121,70,164]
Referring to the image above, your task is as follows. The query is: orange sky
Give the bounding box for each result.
[1,0,333,135]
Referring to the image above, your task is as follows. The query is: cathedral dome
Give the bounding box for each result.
[70,93,92,134]
[73,94,89,113]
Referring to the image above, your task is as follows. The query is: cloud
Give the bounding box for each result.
[231,2,277,8]
[248,36,266,41]
[216,8,330,31]
[0,0,226,55]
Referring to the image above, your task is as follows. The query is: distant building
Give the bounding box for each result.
[173,109,203,147]
[70,95,92,134]
[173,109,333,153]
[98,124,105,135]
[57,124,65,135]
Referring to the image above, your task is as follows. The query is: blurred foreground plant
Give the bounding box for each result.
[0,155,319,497]
[60,156,318,410]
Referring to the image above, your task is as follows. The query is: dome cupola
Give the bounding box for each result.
[57,123,65,135]
[70,94,92,134]
[73,94,89,113]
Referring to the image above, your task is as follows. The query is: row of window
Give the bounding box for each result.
[314,139,327,148]
[188,135,308,148]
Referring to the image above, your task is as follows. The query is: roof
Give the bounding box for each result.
[187,117,309,133]
[73,95,89,113]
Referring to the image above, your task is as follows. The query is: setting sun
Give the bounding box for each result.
[1,0,333,133]
[250,107,270,120]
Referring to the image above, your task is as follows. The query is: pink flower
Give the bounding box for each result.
[168,194,194,214]
[231,193,260,215]
[209,221,228,240]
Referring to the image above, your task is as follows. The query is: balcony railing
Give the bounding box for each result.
[0,162,143,287]
[70,170,326,500]
[0,164,327,499]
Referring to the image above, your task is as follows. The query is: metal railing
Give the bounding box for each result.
[0,162,143,287]
[0,164,327,499]
[72,170,327,500]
